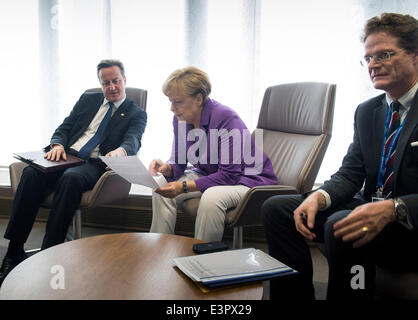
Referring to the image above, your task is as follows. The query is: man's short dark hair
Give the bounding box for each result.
[97,59,125,78]
[362,13,418,53]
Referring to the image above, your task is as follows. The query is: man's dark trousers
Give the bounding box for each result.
[4,160,105,250]
[261,194,418,300]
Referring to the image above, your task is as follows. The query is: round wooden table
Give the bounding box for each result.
[0,233,263,300]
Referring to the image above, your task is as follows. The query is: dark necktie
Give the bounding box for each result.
[78,102,114,160]
[382,101,401,199]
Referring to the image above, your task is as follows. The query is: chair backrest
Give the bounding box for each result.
[85,87,147,111]
[257,82,336,193]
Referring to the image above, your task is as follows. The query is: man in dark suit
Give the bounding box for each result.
[262,13,418,300]
[0,59,147,285]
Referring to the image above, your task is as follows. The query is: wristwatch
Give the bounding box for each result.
[182,181,188,193]
[392,198,409,224]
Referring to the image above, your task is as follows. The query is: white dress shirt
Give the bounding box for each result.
[70,96,126,158]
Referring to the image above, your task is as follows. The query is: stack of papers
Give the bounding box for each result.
[173,248,297,288]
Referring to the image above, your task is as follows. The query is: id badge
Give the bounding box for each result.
[372,187,384,202]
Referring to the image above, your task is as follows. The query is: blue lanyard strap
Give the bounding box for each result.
[377,105,406,188]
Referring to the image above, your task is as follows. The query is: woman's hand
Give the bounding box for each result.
[149,159,173,177]
[155,182,183,198]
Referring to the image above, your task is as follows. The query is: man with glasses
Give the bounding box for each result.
[262,13,417,299]
[0,59,147,286]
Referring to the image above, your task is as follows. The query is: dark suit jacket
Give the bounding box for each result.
[47,92,147,156]
[321,91,418,229]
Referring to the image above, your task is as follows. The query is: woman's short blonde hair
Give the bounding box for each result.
[162,66,212,102]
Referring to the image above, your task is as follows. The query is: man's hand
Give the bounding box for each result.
[149,159,173,178]
[333,200,396,248]
[155,182,182,198]
[293,191,326,241]
[44,144,66,162]
[105,147,126,158]
[103,147,127,170]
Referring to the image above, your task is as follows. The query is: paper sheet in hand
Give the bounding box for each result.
[99,155,167,190]
[173,248,297,287]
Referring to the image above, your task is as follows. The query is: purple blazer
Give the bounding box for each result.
[168,98,278,192]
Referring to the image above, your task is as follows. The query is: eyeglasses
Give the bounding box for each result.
[361,51,399,66]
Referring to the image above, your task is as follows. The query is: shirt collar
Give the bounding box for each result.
[199,98,212,128]
[385,81,418,112]
[103,95,126,109]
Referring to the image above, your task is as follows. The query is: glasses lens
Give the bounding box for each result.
[375,53,385,63]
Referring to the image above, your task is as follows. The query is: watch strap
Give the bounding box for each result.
[393,198,413,230]
[182,181,188,193]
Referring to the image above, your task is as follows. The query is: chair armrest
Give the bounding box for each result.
[9,162,29,195]
[225,185,298,227]
[10,162,131,209]
[81,170,131,208]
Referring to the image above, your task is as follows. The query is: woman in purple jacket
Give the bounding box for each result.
[149,66,277,241]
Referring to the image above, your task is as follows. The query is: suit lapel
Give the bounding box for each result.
[84,99,103,131]
[68,94,104,146]
[373,96,387,170]
[393,91,418,182]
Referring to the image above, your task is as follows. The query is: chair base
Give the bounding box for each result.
[232,226,243,249]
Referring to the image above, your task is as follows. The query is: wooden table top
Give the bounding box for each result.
[0,233,263,300]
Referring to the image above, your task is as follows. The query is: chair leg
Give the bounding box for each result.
[25,248,41,255]
[232,226,243,249]
[73,209,82,239]
[66,209,82,241]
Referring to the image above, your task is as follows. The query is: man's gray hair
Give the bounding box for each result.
[97,59,125,78]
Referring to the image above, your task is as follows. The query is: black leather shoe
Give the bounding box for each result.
[0,254,27,287]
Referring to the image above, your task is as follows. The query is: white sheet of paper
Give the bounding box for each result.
[99,155,167,190]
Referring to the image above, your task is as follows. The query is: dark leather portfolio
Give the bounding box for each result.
[13,150,85,174]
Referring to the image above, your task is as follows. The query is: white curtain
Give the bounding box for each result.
[0,0,417,184]
[0,1,40,164]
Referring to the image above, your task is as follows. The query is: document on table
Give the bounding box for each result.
[173,248,297,287]
[99,155,167,190]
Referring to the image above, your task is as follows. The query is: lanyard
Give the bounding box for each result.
[377,105,406,188]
